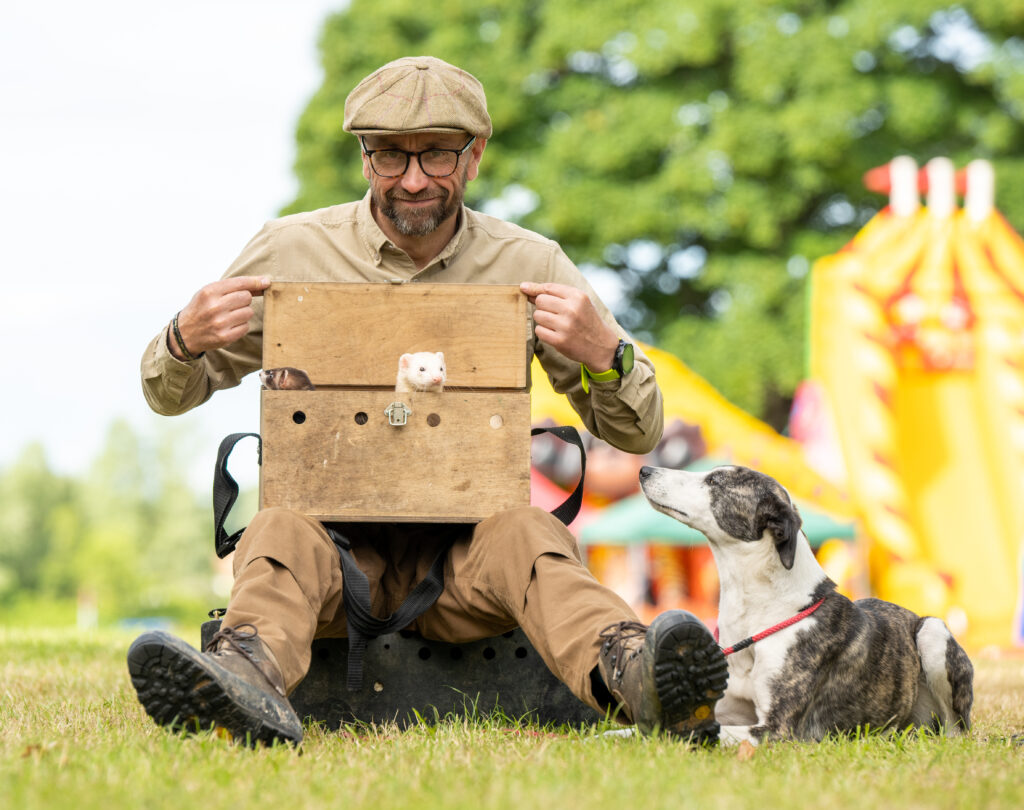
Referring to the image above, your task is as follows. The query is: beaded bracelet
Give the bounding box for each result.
[171,312,204,361]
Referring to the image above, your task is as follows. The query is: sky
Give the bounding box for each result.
[1,1,347,488]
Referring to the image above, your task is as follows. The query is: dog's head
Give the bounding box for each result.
[639,464,803,569]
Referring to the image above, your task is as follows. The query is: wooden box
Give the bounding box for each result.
[259,283,531,522]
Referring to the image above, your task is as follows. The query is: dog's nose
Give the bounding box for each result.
[639,466,652,481]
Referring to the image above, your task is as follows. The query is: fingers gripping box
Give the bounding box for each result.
[259,283,532,522]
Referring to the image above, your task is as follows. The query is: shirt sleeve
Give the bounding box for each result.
[531,246,664,455]
[140,225,274,416]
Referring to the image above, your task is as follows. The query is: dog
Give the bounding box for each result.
[639,464,974,745]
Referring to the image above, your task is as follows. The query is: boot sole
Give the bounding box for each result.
[127,631,302,746]
[643,610,728,744]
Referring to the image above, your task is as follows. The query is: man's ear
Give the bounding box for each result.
[465,138,487,182]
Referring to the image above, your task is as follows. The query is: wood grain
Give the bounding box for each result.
[263,282,529,389]
[259,389,532,522]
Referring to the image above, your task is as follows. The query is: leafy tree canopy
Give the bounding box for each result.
[287,0,1024,426]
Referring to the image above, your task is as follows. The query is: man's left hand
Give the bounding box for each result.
[520,282,619,371]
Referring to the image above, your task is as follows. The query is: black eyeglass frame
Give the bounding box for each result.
[360,136,478,178]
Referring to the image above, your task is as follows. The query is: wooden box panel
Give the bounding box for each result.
[263,283,528,389]
[259,389,531,522]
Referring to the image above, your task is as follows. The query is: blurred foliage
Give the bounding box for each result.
[0,421,226,627]
[286,0,1024,427]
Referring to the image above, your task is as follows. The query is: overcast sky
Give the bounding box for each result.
[1,1,346,487]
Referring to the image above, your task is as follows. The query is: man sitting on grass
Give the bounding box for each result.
[126,56,727,745]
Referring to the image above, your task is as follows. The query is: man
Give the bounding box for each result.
[128,56,727,745]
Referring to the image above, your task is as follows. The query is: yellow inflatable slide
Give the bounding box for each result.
[809,157,1024,647]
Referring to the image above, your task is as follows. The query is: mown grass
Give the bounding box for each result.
[2,626,1022,810]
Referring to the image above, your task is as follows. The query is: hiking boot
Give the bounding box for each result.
[127,623,303,745]
[598,610,727,743]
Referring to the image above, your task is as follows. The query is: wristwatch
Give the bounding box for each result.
[581,339,634,393]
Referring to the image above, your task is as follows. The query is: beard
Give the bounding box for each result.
[372,166,468,236]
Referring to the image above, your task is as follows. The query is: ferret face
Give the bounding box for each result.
[398,351,446,390]
[260,367,315,390]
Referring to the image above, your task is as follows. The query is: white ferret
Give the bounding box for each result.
[396,351,446,392]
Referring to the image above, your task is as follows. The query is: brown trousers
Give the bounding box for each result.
[221,505,638,712]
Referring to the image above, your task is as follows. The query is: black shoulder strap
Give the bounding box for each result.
[212,432,261,559]
[531,425,587,526]
[209,425,588,689]
[325,527,453,691]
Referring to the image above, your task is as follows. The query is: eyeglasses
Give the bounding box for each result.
[360,136,477,178]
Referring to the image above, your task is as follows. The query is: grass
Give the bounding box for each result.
[2,626,1023,810]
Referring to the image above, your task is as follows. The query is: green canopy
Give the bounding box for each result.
[579,489,856,548]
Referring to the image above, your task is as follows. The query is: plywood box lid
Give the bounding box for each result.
[264,282,529,389]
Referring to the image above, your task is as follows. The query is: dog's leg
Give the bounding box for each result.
[714,691,757,727]
[719,725,760,746]
[913,617,973,734]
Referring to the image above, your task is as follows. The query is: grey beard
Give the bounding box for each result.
[380,191,454,235]
[374,165,468,236]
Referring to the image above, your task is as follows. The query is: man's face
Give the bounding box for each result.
[361,131,484,237]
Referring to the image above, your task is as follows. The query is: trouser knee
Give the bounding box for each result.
[232,506,339,582]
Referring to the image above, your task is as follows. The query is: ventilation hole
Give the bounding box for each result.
[354,411,368,425]
[502,630,515,639]
[427,413,441,427]
[482,647,496,660]
[418,647,432,660]
[292,411,306,424]
[373,681,384,693]
[383,643,390,650]
[449,648,463,661]
[399,629,415,639]
[316,647,330,661]
[515,647,528,659]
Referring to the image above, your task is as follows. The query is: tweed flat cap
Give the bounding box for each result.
[343,56,492,139]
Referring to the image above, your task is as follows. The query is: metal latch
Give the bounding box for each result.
[385,401,412,426]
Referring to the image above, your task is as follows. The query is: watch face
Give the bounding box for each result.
[617,341,635,375]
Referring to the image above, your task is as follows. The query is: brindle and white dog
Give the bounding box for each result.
[639,464,974,745]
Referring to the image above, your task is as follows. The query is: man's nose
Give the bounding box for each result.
[400,156,431,192]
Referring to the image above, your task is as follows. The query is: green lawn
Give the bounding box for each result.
[2,626,1022,810]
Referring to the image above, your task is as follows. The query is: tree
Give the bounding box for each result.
[286,0,1024,427]
[0,443,71,599]
[0,420,218,625]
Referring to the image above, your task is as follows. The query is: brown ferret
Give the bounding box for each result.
[260,367,316,390]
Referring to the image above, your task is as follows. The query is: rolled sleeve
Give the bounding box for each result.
[533,247,664,454]
[139,225,274,416]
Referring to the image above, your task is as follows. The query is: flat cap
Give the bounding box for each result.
[343,56,492,139]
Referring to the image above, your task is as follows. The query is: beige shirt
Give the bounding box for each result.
[141,193,663,453]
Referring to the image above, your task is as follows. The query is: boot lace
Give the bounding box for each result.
[598,620,647,684]
[205,623,285,696]
[206,622,261,657]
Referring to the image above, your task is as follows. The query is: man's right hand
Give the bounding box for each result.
[168,276,271,360]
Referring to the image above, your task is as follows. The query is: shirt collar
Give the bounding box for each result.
[356,190,470,270]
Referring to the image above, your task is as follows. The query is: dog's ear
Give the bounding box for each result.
[757,496,802,570]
